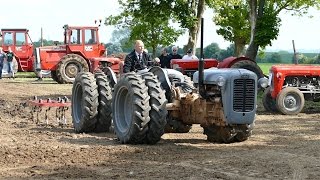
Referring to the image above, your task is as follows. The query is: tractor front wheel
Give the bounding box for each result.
[276,87,305,115]
[56,54,89,84]
[112,74,151,144]
[71,72,99,133]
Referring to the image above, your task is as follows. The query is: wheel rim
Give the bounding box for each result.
[283,94,301,111]
[73,83,83,124]
[65,62,81,79]
[115,86,133,134]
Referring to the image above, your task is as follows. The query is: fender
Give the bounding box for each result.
[218,56,255,68]
[103,67,117,88]
[148,66,172,92]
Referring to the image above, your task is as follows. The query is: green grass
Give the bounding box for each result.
[257,63,274,75]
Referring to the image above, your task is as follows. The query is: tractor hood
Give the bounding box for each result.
[38,45,67,51]
[193,68,256,85]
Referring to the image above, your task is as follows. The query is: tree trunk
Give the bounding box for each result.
[234,39,246,57]
[185,0,205,53]
[245,0,265,60]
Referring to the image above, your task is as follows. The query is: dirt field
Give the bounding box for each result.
[0,78,320,179]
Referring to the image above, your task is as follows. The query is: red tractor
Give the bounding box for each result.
[0,28,33,73]
[170,56,264,79]
[262,64,320,115]
[36,24,121,83]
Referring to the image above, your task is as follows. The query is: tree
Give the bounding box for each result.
[110,28,132,53]
[203,42,220,58]
[217,44,235,60]
[209,1,250,56]
[245,0,320,60]
[106,0,184,57]
[172,0,206,52]
[105,43,123,55]
[268,52,281,63]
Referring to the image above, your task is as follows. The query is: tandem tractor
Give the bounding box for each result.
[35,24,121,84]
[70,18,268,144]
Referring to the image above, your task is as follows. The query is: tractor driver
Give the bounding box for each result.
[122,40,154,73]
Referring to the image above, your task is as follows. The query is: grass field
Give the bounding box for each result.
[258,63,274,75]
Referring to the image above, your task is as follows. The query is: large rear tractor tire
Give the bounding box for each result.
[94,72,113,133]
[56,54,89,84]
[51,71,59,82]
[231,60,264,79]
[276,87,305,115]
[72,72,99,133]
[262,87,278,112]
[142,72,168,144]
[112,74,151,144]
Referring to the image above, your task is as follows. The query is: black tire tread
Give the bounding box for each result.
[71,72,99,133]
[231,60,264,79]
[262,87,278,112]
[113,74,151,144]
[142,72,168,144]
[56,54,89,84]
[94,72,113,133]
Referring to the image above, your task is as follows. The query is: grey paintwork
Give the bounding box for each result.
[193,68,258,125]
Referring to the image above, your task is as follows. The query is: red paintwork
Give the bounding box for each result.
[1,29,34,72]
[270,64,320,98]
[89,57,122,73]
[170,56,255,74]
[217,56,253,68]
[39,25,119,72]
[28,99,71,107]
[170,59,219,73]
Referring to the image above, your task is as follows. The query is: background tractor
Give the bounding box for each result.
[0,29,32,75]
[263,64,320,115]
[71,18,267,144]
[170,55,264,80]
[35,24,121,84]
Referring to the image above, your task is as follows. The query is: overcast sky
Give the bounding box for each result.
[1,0,319,52]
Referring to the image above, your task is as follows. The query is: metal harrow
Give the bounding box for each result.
[28,96,71,126]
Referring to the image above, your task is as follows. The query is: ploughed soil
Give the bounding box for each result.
[0,78,320,180]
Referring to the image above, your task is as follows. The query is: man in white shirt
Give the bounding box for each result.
[182,48,198,60]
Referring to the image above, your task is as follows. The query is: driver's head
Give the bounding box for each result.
[134,40,144,54]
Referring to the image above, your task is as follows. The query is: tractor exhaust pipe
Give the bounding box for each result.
[198,18,206,98]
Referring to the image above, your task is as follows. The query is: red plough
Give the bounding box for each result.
[28,96,71,126]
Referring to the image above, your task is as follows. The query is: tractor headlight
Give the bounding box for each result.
[258,77,268,89]
[217,76,226,86]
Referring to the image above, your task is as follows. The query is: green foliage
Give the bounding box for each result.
[211,2,250,49]
[105,43,123,55]
[203,42,220,58]
[33,39,63,47]
[268,52,282,63]
[254,5,281,48]
[105,0,184,56]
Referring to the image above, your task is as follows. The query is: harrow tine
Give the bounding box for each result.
[27,96,71,127]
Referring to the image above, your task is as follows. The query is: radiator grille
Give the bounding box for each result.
[233,79,255,112]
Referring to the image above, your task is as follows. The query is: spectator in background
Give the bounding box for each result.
[158,48,172,68]
[170,46,182,59]
[0,48,5,79]
[6,47,15,79]
[182,48,198,60]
